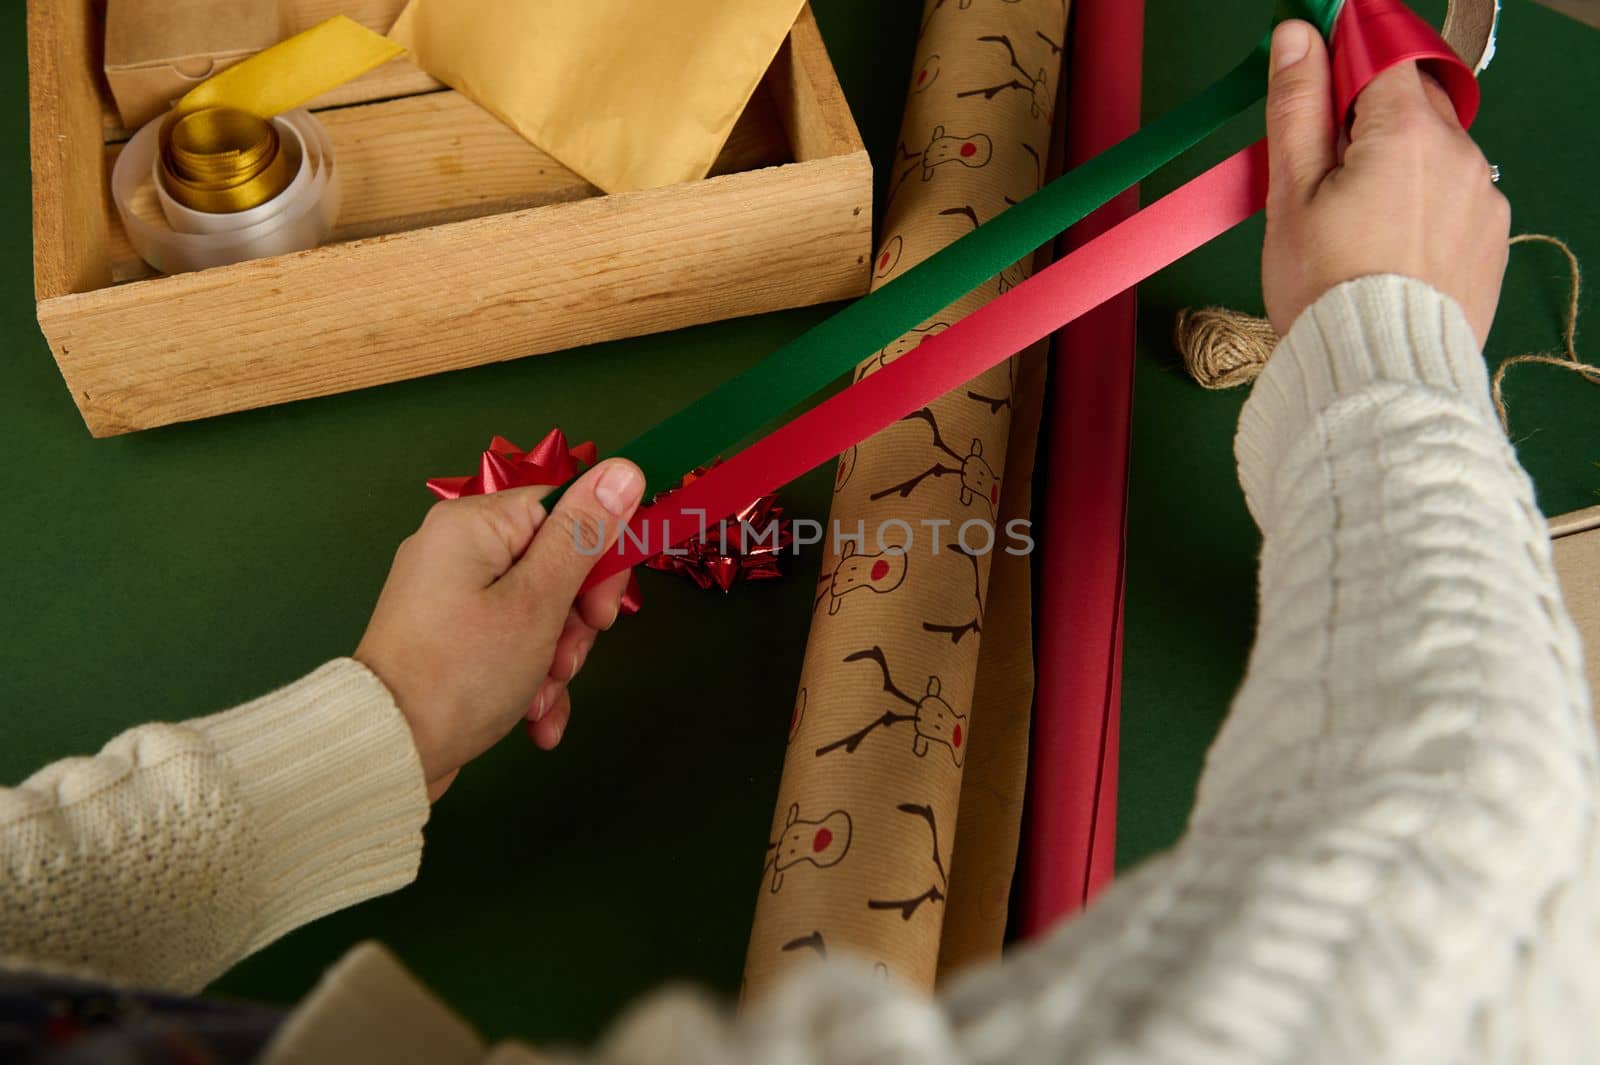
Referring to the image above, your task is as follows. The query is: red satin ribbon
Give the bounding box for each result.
[581,144,1272,587]
[575,0,1478,593]
[1332,0,1480,127]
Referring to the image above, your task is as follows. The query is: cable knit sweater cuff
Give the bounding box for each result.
[193,659,429,954]
[1234,275,1497,527]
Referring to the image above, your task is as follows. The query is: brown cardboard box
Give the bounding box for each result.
[1552,505,1600,703]
[104,0,284,129]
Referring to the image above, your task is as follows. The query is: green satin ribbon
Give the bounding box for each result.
[593,3,1342,496]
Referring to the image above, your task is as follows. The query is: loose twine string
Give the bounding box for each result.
[1173,234,1595,432]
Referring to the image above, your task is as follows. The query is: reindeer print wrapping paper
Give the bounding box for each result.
[743,0,1067,997]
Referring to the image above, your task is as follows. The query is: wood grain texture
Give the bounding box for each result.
[41,152,871,435]
[40,1,869,435]
[28,0,112,299]
[299,58,442,115]
[771,5,865,163]
[104,84,792,283]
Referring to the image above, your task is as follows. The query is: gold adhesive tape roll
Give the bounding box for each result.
[116,108,341,272]
[742,0,1068,998]
[113,16,403,271]
[156,15,401,217]
[159,108,296,214]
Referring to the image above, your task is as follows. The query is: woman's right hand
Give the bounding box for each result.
[1260,19,1510,345]
[355,458,646,800]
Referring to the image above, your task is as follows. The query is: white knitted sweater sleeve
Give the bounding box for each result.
[0,659,429,994]
[585,276,1600,1065]
[3,276,1594,1063]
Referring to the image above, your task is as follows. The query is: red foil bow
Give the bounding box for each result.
[426,430,599,500]
[427,429,641,614]
[645,465,792,592]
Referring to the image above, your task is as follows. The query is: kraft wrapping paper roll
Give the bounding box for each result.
[743,0,1067,996]
[935,340,1049,977]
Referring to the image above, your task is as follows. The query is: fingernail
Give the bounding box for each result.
[549,720,566,746]
[530,691,547,722]
[1272,21,1311,72]
[594,462,644,517]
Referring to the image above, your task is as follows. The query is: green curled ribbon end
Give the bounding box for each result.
[1279,0,1346,40]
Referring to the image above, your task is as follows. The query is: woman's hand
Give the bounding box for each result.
[355,459,645,800]
[1261,19,1510,344]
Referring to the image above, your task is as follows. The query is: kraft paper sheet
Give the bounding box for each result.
[1551,506,1600,713]
[389,0,807,194]
[743,0,1068,996]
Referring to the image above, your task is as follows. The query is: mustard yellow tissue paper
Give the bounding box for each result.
[389,0,807,194]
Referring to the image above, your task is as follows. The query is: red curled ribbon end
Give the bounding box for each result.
[617,572,645,616]
[1330,0,1481,128]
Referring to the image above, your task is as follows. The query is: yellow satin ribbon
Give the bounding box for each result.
[158,16,405,214]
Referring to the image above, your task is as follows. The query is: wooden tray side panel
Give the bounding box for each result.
[39,157,872,436]
[29,0,112,299]
[770,5,865,164]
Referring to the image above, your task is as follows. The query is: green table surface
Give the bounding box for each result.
[2,0,1595,1046]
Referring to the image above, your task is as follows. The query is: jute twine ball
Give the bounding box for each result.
[1172,236,1592,433]
[1172,307,1277,389]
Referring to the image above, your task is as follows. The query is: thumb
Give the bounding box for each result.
[500,458,646,626]
[1265,20,1336,207]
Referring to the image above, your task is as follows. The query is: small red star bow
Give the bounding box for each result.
[426,429,599,501]
[645,464,792,593]
[426,429,641,614]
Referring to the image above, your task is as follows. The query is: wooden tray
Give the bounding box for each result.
[28,1,873,436]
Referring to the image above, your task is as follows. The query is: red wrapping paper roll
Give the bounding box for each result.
[1020,0,1485,936]
[1020,0,1144,936]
